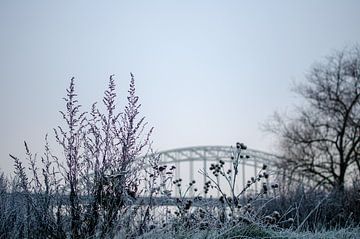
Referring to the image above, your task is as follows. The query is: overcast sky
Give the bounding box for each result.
[1,1,360,174]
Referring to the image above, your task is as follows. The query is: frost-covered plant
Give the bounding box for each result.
[6,73,153,239]
[8,138,65,239]
[54,77,86,239]
[197,143,272,222]
[149,143,280,235]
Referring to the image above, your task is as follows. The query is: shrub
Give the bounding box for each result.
[5,73,152,238]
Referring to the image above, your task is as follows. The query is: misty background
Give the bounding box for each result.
[1,1,360,174]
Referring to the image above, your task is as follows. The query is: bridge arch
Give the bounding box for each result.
[143,145,282,197]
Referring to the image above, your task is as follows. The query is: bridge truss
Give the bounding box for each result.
[143,145,283,197]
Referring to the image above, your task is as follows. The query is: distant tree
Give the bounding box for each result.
[267,46,360,190]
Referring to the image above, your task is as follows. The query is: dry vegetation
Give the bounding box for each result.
[1,46,359,239]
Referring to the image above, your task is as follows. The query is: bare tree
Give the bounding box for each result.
[267,46,360,190]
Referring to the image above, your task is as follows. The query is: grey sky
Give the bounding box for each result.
[1,1,360,174]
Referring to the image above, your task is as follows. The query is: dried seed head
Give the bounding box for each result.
[158,166,166,172]
[264,215,275,224]
[263,183,268,194]
[219,196,224,203]
[272,211,281,220]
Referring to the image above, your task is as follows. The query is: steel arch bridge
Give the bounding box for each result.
[142,145,283,197]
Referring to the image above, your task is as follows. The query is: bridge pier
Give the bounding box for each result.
[254,159,258,193]
[242,159,246,190]
[176,160,180,197]
[190,160,194,197]
[203,154,207,198]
